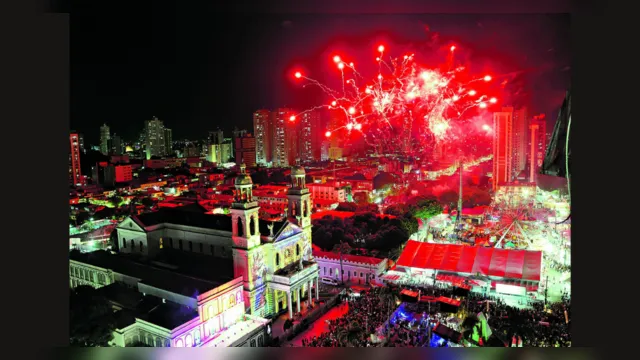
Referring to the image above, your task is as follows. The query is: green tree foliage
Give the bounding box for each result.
[69,285,116,347]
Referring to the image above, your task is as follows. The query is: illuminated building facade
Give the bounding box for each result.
[253,110,272,166]
[307,182,348,202]
[512,107,529,177]
[492,108,514,191]
[69,133,82,185]
[113,164,319,319]
[115,164,133,183]
[235,133,257,167]
[69,253,269,347]
[100,123,111,155]
[145,117,166,159]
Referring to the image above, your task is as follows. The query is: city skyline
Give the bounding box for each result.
[71,13,569,144]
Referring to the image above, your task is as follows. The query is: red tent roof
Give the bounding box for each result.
[396,240,542,281]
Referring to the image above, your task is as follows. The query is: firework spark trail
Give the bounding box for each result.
[292,43,503,159]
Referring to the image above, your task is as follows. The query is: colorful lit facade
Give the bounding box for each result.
[113,164,319,319]
[235,133,257,167]
[492,108,513,191]
[511,107,529,177]
[70,133,82,185]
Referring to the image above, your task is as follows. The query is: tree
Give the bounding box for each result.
[140,197,154,209]
[336,202,358,212]
[438,190,459,208]
[70,285,116,347]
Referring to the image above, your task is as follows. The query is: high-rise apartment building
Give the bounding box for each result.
[528,115,547,183]
[109,134,123,155]
[235,133,257,167]
[78,134,85,154]
[100,124,110,155]
[298,111,319,163]
[272,109,295,167]
[328,109,347,148]
[512,107,529,177]
[69,133,82,185]
[164,128,173,155]
[145,116,166,159]
[253,110,272,165]
[492,108,514,191]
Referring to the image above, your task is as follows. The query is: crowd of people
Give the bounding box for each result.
[300,288,395,347]
[393,283,571,347]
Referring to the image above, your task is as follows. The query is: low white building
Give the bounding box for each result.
[313,250,388,285]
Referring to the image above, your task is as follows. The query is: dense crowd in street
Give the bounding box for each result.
[299,280,571,347]
[392,283,571,347]
[300,288,395,347]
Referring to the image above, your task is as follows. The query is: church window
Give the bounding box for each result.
[250,216,256,236]
[139,241,144,252]
[237,218,244,237]
[130,239,134,249]
[159,238,163,249]
[276,253,280,266]
[296,244,300,256]
[122,238,127,248]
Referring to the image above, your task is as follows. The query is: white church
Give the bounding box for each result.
[114,164,319,319]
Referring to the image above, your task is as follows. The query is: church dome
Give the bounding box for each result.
[235,164,253,186]
[235,173,252,186]
[291,165,306,176]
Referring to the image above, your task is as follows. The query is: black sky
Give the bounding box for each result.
[71,5,570,145]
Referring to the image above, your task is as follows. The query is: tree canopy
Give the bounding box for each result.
[69,285,116,347]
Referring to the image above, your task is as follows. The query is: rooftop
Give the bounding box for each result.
[134,206,232,231]
[70,250,227,297]
[313,250,385,266]
[139,301,199,331]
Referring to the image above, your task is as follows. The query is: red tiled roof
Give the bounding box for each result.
[313,250,384,265]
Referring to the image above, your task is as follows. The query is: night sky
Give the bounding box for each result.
[71,6,569,146]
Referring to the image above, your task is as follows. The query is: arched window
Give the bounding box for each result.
[296,244,300,256]
[194,330,201,345]
[237,217,244,237]
[130,239,134,249]
[122,238,127,248]
[249,216,256,236]
[229,295,236,307]
[164,339,170,347]
[159,238,163,249]
[155,337,163,347]
[175,339,183,347]
[275,253,280,266]
[185,334,193,347]
[291,202,296,216]
[139,241,144,252]
[208,305,215,319]
[303,201,308,217]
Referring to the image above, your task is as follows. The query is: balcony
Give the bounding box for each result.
[271,261,318,287]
